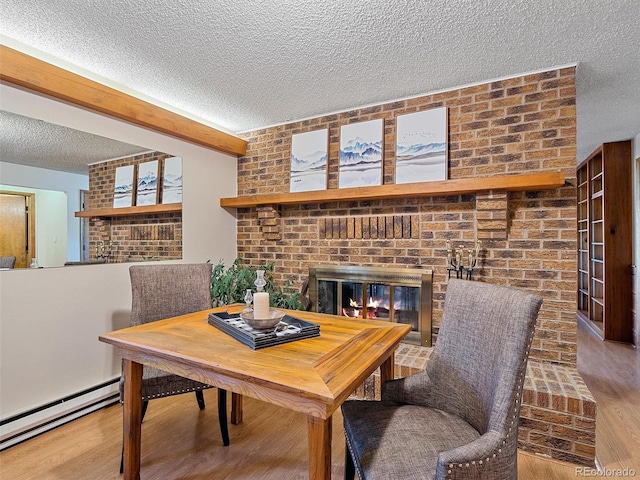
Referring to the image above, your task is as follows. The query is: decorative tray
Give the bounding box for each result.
[208,311,320,350]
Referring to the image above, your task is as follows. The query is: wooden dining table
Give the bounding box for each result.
[99,306,411,479]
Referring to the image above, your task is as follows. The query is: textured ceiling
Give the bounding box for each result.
[1,0,639,174]
[0,111,149,175]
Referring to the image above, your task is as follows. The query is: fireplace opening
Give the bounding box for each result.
[308,265,433,346]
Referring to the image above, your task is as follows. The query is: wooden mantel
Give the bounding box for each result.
[75,203,181,218]
[220,171,566,209]
[0,45,247,157]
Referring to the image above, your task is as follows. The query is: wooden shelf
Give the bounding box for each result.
[75,203,181,218]
[220,171,565,208]
[576,140,633,342]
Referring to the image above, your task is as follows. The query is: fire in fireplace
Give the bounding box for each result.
[308,265,433,346]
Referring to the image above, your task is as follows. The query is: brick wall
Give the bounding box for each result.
[237,67,578,367]
[87,151,182,262]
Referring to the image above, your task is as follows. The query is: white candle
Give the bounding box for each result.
[253,292,270,319]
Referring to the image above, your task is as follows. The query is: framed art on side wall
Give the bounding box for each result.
[395,107,448,184]
[136,160,159,206]
[113,165,135,208]
[162,156,183,204]
[339,118,383,188]
[290,129,328,192]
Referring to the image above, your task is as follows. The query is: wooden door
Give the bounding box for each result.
[0,192,35,268]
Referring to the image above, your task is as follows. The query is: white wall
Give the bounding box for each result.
[32,189,68,266]
[0,83,238,428]
[0,164,89,266]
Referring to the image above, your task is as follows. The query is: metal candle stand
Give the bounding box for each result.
[446,240,482,280]
[95,240,113,261]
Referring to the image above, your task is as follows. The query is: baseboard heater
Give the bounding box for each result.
[0,377,120,450]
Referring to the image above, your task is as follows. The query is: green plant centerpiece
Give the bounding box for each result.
[210,258,303,310]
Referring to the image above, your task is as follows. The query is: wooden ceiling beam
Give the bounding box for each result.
[0,45,247,156]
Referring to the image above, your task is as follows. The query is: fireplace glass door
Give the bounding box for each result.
[310,265,432,346]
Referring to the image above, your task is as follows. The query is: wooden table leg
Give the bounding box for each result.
[380,351,395,384]
[308,415,332,480]
[122,359,143,480]
[231,392,243,425]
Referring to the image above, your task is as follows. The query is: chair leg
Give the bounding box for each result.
[344,445,356,480]
[119,442,124,474]
[196,390,206,410]
[141,400,149,423]
[217,388,230,446]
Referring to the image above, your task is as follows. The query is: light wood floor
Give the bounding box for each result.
[576,318,640,474]
[0,319,637,479]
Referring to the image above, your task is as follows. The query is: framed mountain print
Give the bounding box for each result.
[395,107,448,184]
[113,165,135,208]
[290,129,328,192]
[338,119,383,188]
[136,160,159,206]
[161,156,183,204]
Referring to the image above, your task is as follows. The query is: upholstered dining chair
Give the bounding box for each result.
[0,256,16,268]
[342,279,542,480]
[119,263,230,473]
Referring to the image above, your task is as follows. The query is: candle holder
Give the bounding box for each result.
[252,270,270,320]
[446,240,482,280]
[95,240,113,261]
[254,270,267,292]
[240,269,282,330]
[243,288,253,313]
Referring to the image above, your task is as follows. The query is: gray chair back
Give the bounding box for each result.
[0,256,16,268]
[421,279,541,439]
[129,263,213,326]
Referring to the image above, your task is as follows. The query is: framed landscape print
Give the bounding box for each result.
[161,156,183,204]
[338,118,383,188]
[290,129,328,192]
[136,160,159,206]
[113,165,135,208]
[395,107,448,184]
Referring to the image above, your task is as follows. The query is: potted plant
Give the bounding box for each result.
[209,258,304,310]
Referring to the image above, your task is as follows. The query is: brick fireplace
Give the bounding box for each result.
[233,67,596,465]
[308,264,433,347]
